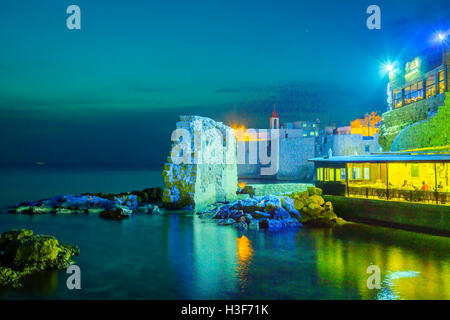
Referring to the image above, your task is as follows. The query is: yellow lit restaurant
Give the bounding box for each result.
[309,153,449,205]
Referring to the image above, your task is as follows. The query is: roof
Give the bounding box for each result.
[271,108,279,118]
[309,153,450,163]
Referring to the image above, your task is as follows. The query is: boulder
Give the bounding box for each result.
[99,206,132,220]
[307,187,323,196]
[0,229,79,288]
[308,195,325,206]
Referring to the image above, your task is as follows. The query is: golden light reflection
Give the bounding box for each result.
[236,235,254,291]
[314,226,450,300]
[237,235,253,265]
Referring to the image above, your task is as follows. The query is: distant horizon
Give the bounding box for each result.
[1,0,449,167]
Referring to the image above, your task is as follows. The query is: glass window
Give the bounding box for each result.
[329,168,335,181]
[426,74,436,98]
[417,80,424,100]
[364,167,370,180]
[341,168,346,180]
[317,168,323,181]
[393,89,402,108]
[404,86,411,104]
[438,70,445,94]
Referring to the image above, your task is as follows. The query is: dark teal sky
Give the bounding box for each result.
[0,0,448,167]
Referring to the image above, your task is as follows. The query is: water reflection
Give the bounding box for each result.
[236,235,253,292]
[314,223,450,300]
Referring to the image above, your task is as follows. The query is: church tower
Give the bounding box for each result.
[270,106,279,129]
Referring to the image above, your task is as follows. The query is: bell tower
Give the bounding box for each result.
[270,106,279,129]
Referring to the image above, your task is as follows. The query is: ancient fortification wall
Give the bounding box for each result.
[378,93,446,151]
[321,134,381,156]
[162,116,238,211]
[237,136,316,181]
[277,137,316,180]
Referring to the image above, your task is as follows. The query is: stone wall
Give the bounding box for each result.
[391,93,450,151]
[321,134,382,156]
[237,136,316,181]
[379,93,446,151]
[277,137,316,180]
[162,116,238,211]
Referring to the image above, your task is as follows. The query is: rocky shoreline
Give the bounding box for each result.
[9,187,164,220]
[4,185,344,230]
[201,187,346,231]
[0,229,79,288]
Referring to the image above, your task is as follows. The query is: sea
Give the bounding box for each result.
[0,164,449,300]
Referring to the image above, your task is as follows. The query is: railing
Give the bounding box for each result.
[347,186,449,205]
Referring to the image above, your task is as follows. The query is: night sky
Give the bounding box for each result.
[0,0,449,167]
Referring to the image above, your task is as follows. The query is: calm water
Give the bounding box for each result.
[0,166,449,300]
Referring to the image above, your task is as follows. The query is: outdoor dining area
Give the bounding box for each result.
[310,153,450,206]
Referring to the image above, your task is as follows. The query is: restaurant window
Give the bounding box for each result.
[352,167,362,180]
[340,168,346,180]
[393,89,402,108]
[329,168,335,181]
[417,80,424,100]
[335,169,341,181]
[438,70,446,94]
[410,81,423,102]
[426,74,436,98]
[317,168,323,181]
[364,167,370,180]
[404,85,411,104]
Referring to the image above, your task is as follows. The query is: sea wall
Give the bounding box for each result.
[378,93,446,151]
[162,116,238,211]
[325,195,450,236]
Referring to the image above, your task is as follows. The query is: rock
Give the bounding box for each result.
[218,218,236,226]
[87,208,105,214]
[288,209,301,220]
[324,201,333,212]
[230,210,244,220]
[273,207,291,220]
[251,211,271,219]
[57,208,79,214]
[235,221,248,232]
[249,219,259,230]
[0,229,79,288]
[237,185,255,198]
[307,187,323,196]
[131,187,163,202]
[150,205,162,215]
[99,206,131,220]
[304,202,323,216]
[280,197,295,210]
[308,195,325,206]
[293,198,305,210]
[134,204,153,214]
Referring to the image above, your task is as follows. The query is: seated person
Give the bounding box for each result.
[437,181,444,191]
[401,180,409,189]
[420,181,429,191]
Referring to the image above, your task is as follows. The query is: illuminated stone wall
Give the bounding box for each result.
[390,93,450,151]
[379,93,446,151]
[162,116,238,211]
